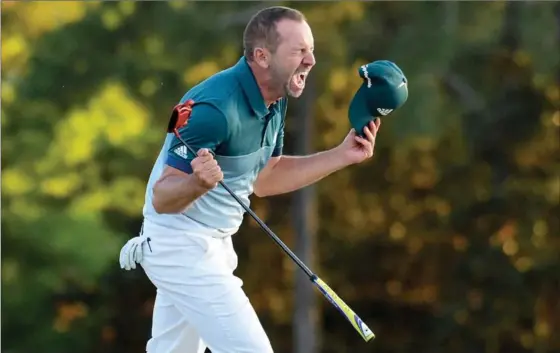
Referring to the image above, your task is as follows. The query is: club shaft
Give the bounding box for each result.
[174,133,315,279]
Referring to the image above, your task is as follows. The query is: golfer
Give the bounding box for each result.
[120,6,381,353]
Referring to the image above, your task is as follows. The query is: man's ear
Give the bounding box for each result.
[253,47,270,69]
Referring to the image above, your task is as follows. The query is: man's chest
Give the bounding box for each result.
[214,110,282,177]
[218,111,282,157]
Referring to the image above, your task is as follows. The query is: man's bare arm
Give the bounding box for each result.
[253,148,348,197]
[254,122,380,197]
[152,166,208,214]
[153,149,223,214]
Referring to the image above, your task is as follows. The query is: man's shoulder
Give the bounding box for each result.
[181,66,242,109]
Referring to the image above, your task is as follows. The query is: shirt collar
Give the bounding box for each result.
[233,57,270,119]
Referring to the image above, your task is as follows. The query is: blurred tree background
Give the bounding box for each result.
[1,1,559,353]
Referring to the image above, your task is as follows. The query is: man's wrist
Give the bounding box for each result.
[185,173,212,197]
[329,145,354,168]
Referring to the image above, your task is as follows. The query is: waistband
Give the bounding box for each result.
[141,218,237,239]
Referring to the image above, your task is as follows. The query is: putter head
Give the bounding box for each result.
[167,99,195,133]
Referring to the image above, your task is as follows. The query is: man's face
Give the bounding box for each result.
[268,19,315,98]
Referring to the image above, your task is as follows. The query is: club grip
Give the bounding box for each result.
[167,99,195,133]
[312,276,375,342]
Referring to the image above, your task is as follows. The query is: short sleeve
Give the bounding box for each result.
[166,103,228,173]
[272,99,287,157]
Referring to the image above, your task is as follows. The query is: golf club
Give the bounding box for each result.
[167,99,375,342]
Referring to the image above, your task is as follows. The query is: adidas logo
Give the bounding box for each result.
[377,108,393,116]
[173,145,188,159]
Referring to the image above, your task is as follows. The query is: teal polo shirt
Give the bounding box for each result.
[144,57,287,232]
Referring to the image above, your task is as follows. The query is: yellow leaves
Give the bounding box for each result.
[1,34,28,73]
[9,198,45,220]
[2,169,34,196]
[220,45,241,67]
[407,237,424,255]
[389,222,406,241]
[5,2,97,38]
[53,111,94,166]
[69,190,110,216]
[389,193,407,211]
[53,302,88,333]
[102,8,122,31]
[493,220,517,243]
[2,82,17,105]
[182,49,242,88]
[47,82,148,168]
[40,173,82,198]
[119,1,136,16]
[307,2,365,26]
[144,36,164,56]
[514,257,533,273]
[520,332,535,349]
[534,320,551,338]
[551,111,560,127]
[546,177,559,204]
[513,50,532,68]
[368,206,386,227]
[502,238,519,256]
[15,82,151,216]
[531,220,548,249]
[140,79,158,97]
[169,1,189,10]
[454,309,469,325]
[412,137,437,152]
[183,61,221,86]
[328,68,350,94]
[68,178,145,217]
[386,280,402,296]
[533,219,548,237]
[102,2,136,31]
[452,235,469,252]
[107,177,146,216]
[2,260,20,285]
[267,288,291,323]
[333,2,365,22]
[544,84,559,104]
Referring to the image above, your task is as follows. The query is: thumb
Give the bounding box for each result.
[197,148,209,157]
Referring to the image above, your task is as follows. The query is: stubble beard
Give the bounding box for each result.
[269,62,299,99]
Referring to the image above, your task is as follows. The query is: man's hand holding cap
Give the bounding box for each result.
[348,60,409,136]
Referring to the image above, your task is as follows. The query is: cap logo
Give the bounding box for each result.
[377,108,393,116]
[398,79,408,94]
[360,65,372,88]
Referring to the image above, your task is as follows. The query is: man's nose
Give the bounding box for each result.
[303,52,316,67]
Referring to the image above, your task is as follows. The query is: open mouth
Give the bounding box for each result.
[293,71,308,89]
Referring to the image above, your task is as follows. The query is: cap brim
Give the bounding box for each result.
[348,84,377,137]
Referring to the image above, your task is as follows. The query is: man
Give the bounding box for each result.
[119,6,380,353]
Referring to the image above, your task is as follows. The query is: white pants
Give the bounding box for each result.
[139,220,273,353]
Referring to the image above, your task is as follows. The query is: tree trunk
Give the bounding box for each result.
[292,74,319,353]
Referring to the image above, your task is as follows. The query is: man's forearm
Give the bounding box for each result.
[152,173,208,214]
[255,148,349,197]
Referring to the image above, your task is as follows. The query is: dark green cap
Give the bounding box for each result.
[348,60,408,135]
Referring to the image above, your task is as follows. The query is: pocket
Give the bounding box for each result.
[142,233,215,272]
[223,238,239,271]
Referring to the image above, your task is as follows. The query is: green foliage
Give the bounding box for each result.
[1,2,558,353]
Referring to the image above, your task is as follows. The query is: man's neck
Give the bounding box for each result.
[247,60,281,106]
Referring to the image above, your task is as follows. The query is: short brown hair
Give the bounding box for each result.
[243,6,306,61]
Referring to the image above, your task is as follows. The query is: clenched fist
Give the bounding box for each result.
[191,148,223,189]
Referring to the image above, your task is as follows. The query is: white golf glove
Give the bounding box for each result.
[119,235,150,270]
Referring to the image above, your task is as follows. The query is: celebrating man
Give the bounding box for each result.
[120,6,382,353]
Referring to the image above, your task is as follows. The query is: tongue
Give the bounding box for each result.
[293,74,303,88]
